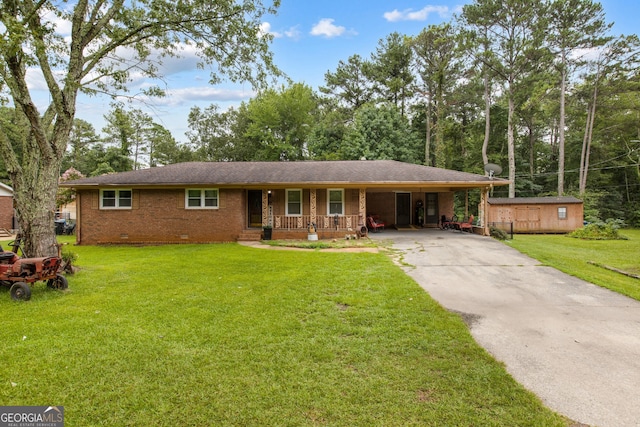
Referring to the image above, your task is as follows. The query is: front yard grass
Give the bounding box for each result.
[507,229,640,301]
[0,240,566,426]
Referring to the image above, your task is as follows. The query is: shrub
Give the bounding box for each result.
[567,219,628,240]
[490,226,510,240]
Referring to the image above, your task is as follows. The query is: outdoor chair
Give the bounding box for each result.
[440,215,457,230]
[458,215,474,232]
[367,215,385,232]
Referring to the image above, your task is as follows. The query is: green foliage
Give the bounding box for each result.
[568,219,628,240]
[342,103,421,162]
[490,226,510,240]
[244,83,318,160]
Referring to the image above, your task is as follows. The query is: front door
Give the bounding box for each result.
[248,190,262,228]
[425,193,439,227]
[396,192,411,226]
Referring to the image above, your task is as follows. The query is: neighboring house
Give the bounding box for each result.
[487,196,584,234]
[0,182,14,231]
[61,160,509,245]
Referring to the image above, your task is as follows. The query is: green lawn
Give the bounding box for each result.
[507,229,640,301]
[0,239,566,426]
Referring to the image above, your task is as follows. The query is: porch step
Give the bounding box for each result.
[237,230,262,242]
[0,228,12,238]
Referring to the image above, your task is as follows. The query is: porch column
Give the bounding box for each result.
[310,188,317,226]
[359,188,366,226]
[479,187,489,236]
[262,189,269,227]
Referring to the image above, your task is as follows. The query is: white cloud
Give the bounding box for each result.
[155,86,254,106]
[383,6,450,22]
[260,22,282,38]
[284,26,302,40]
[261,22,302,40]
[310,18,356,38]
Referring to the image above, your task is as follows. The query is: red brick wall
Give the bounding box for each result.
[0,196,13,230]
[77,188,245,244]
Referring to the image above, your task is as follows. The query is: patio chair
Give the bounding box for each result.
[367,215,385,232]
[458,215,474,232]
[440,215,457,230]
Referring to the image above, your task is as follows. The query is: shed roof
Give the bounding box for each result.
[63,160,509,190]
[488,196,582,205]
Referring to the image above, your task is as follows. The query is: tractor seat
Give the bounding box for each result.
[0,252,17,263]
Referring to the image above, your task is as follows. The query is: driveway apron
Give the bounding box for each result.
[371,229,640,427]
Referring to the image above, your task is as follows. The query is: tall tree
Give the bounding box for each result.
[244,83,317,161]
[319,54,373,114]
[412,23,462,168]
[462,0,548,197]
[367,32,414,117]
[0,0,280,256]
[548,0,611,196]
[342,103,421,163]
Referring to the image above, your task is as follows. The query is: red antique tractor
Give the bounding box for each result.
[0,236,68,301]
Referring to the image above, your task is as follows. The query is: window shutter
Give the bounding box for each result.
[132,190,140,209]
[91,191,99,209]
[177,191,185,208]
[219,190,225,208]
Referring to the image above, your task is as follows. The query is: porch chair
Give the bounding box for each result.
[367,215,385,232]
[458,215,474,232]
[440,215,457,230]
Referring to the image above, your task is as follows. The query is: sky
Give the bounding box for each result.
[65,0,640,143]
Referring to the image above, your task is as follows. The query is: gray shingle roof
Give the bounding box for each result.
[63,160,509,188]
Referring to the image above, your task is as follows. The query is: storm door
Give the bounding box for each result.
[425,193,439,226]
[248,190,263,228]
[396,192,411,226]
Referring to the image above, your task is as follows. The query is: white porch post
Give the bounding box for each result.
[480,187,489,236]
[262,189,270,227]
[359,188,366,226]
[310,188,317,226]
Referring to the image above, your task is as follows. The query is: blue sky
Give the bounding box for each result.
[70,0,640,143]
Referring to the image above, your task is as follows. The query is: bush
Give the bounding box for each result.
[567,219,628,240]
[490,226,510,240]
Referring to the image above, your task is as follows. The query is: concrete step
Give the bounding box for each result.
[237,230,262,241]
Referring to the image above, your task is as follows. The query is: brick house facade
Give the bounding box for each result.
[64,160,509,244]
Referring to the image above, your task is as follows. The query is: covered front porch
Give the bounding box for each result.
[246,185,494,240]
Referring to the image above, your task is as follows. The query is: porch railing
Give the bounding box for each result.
[272,215,362,231]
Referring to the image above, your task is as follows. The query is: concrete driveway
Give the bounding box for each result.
[369,229,640,427]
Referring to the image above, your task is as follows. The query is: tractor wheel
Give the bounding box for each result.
[10,282,31,301]
[47,274,68,290]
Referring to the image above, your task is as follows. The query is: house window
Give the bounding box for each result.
[558,207,567,219]
[100,189,132,209]
[328,189,344,215]
[186,189,219,209]
[286,189,302,216]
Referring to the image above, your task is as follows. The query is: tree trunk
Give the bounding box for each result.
[482,71,491,168]
[507,84,516,198]
[425,93,431,166]
[558,58,567,196]
[580,71,600,196]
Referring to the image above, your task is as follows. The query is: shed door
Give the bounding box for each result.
[396,193,411,226]
[515,207,540,232]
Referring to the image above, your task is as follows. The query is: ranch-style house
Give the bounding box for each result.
[61,160,509,244]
